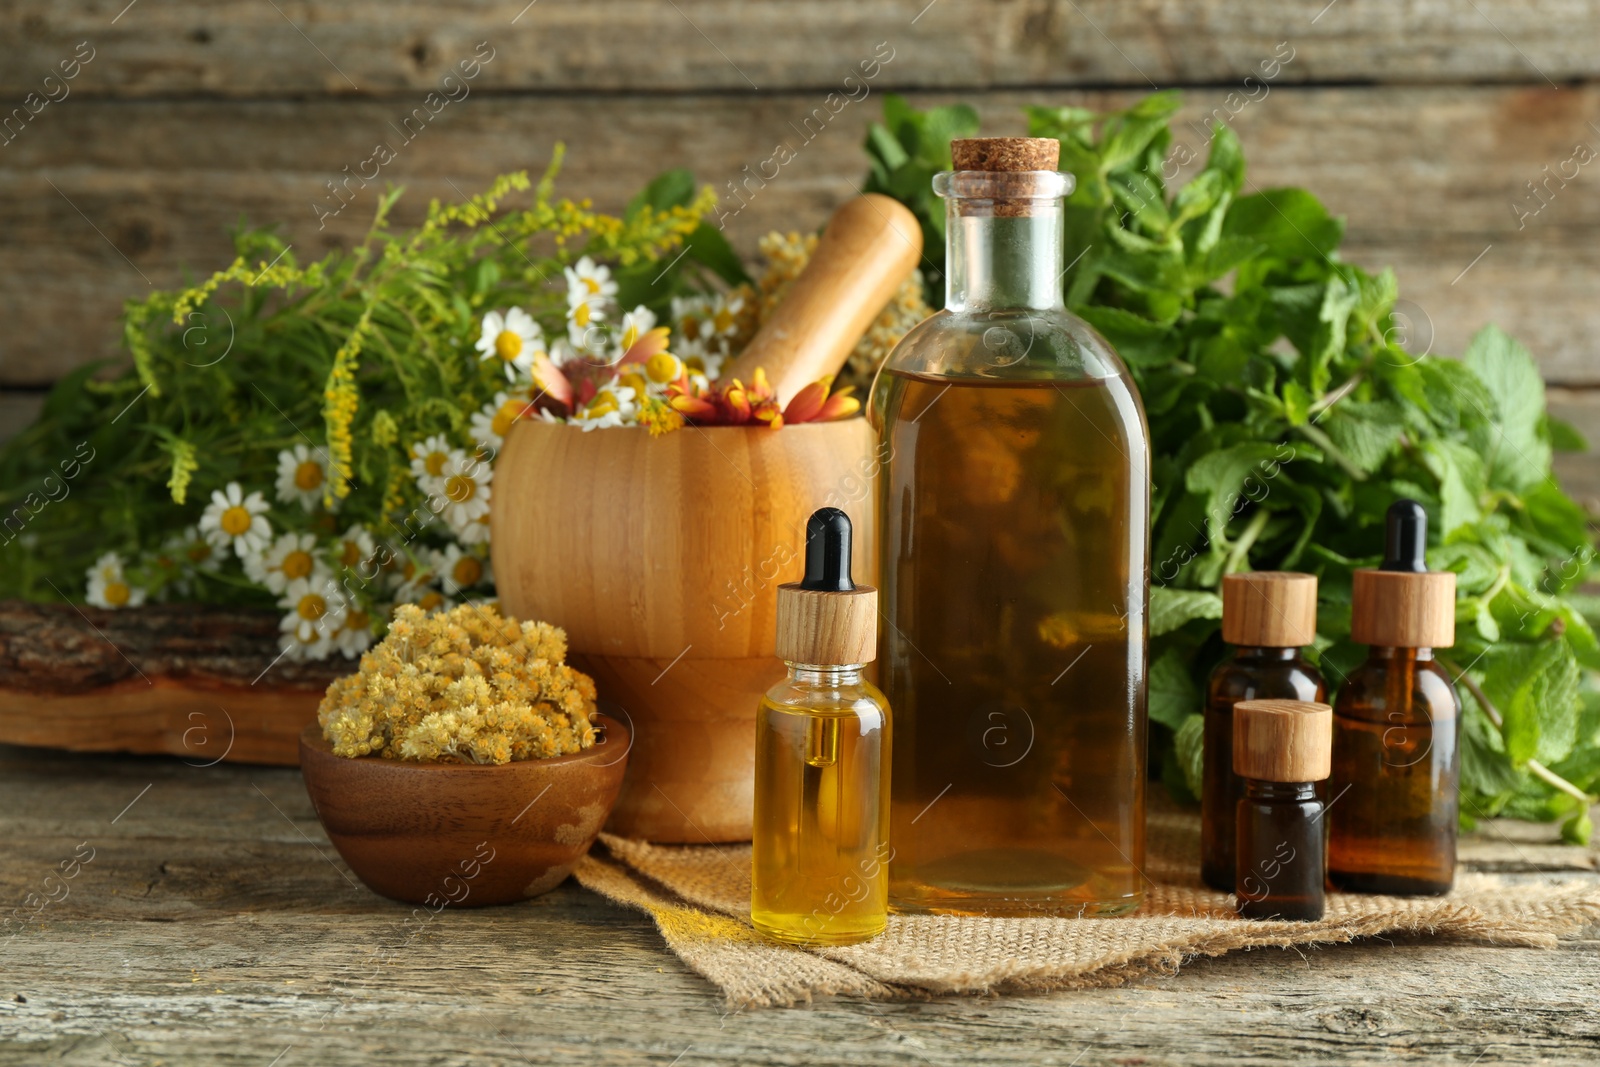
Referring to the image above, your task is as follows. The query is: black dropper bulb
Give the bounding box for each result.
[800,507,855,592]
[1381,498,1428,573]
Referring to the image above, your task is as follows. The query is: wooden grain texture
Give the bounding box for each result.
[4,86,1600,388]
[1350,569,1459,649]
[776,584,879,666]
[1221,572,1319,648]
[1233,699,1333,783]
[492,416,878,842]
[2,0,1595,98]
[0,743,1595,1066]
[722,194,921,403]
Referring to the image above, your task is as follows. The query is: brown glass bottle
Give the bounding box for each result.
[1204,648,1325,890]
[1327,647,1459,895]
[1327,500,1460,896]
[1202,572,1324,892]
[1233,699,1331,922]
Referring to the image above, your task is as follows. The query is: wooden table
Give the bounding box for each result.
[3,744,1597,1067]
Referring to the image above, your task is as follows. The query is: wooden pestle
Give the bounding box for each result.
[721,194,923,405]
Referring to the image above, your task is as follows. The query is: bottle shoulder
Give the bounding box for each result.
[1334,654,1462,723]
[761,676,891,721]
[880,306,1135,384]
[1206,658,1327,706]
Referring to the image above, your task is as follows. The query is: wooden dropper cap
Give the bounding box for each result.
[1222,572,1318,647]
[775,508,877,666]
[1233,700,1333,783]
[1350,499,1456,648]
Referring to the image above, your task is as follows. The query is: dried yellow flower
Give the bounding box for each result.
[317,603,598,764]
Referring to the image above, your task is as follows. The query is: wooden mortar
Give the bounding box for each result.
[493,194,920,841]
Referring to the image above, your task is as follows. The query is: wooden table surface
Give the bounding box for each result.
[3,743,1597,1067]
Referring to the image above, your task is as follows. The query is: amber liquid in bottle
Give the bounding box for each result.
[751,665,892,945]
[1202,648,1325,892]
[1236,780,1325,921]
[877,371,1147,915]
[1328,647,1460,896]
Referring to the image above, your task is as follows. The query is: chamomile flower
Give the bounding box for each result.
[565,256,617,303]
[247,532,328,595]
[438,453,494,535]
[456,511,492,546]
[279,576,346,660]
[409,435,456,496]
[391,554,437,604]
[331,525,378,576]
[618,306,658,352]
[199,482,272,559]
[433,543,494,597]
[85,552,146,609]
[706,292,745,347]
[572,384,639,432]
[469,391,535,453]
[671,295,712,348]
[566,293,607,353]
[475,308,544,383]
[275,444,334,512]
[331,606,376,658]
[682,345,725,383]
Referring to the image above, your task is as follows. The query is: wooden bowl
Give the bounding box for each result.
[491,417,878,842]
[298,714,630,906]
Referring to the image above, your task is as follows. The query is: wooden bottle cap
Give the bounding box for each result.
[776,585,878,665]
[1349,569,1456,648]
[1233,699,1333,783]
[951,137,1060,173]
[1221,572,1318,647]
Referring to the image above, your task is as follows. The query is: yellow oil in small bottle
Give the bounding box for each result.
[751,508,892,946]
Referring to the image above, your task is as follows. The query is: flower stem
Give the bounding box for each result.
[1443,657,1595,806]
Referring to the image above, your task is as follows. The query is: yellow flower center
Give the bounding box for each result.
[444,474,478,503]
[586,395,618,419]
[423,451,448,477]
[646,353,683,385]
[220,505,253,537]
[583,276,601,295]
[297,594,327,621]
[103,581,131,607]
[453,557,483,587]
[490,399,526,437]
[418,591,444,611]
[346,610,370,631]
[494,329,523,362]
[340,540,362,567]
[618,372,649,396]
[572,302,592,329]
[680,315,702,341]
[293,460,324,491]
[713,306,736,333]
[402,560,418,581]
[281,550,314,580]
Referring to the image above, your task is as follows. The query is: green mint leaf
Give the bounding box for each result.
[1462,325,1552,492]
[1150,587,1223,637]
[1221,188,1343,263]
[1149,647,1200,729]
[1175,713,1206,799]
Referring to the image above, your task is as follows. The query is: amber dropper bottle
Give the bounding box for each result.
[1202,572,1326,892]
[1329,499,1461,896]
[1234,699,1333,921]
[751,508,892,946]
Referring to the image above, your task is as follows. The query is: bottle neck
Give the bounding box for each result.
[1368,646,1434,664]
[944,206,1065,312]
[1242,780,1318,801]
[787,663,865,685]
[1232,646,1300,663]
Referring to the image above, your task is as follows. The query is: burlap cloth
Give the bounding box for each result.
[572,802,1600,1008]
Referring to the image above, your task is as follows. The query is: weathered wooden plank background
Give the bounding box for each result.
[2,2,1599,418]
[2,744,1597,1066]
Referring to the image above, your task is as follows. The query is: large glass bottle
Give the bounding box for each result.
[869,137,1151,916]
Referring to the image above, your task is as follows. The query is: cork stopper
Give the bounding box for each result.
[1233,700,1333,783]
[775,509,877,665]
[1349,500,1456,648]
[951,138,1060,173]
[1222,572,1318,648]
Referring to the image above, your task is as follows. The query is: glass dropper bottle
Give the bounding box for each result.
[1328,499,1461,896]
[751,508,892,945]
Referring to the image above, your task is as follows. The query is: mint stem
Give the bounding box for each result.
[1443,658,1596,807]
